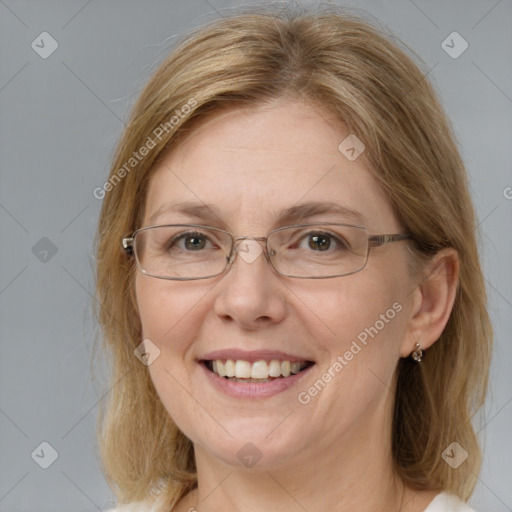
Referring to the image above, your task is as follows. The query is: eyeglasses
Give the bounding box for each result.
[122,223,411,280]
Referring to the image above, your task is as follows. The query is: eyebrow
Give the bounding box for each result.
[277,202,367,226]
[149,202,225,226]
[149,200,367,227]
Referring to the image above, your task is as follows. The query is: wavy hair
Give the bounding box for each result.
[94,6,492,509]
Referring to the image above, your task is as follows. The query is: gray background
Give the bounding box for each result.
[0,0,511,511]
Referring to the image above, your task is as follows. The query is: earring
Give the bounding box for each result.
[410,343,423,362]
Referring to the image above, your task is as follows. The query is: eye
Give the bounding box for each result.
[300,231,347,252]
[169,231,213,251]
[184,234,206,250]
[307,233,332,251]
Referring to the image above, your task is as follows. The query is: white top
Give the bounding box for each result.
[424,493,476,512]
[106,491,477,512]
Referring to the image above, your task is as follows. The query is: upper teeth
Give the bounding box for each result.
[211,359,308,379]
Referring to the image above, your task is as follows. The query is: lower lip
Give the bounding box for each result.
[200,362,315,399]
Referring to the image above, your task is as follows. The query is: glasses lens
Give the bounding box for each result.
[134,225,231,279]
[268,224,369,278]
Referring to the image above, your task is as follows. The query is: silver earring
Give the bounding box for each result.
[411,343,423,362]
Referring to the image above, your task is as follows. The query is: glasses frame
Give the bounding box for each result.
[122,223,411,280]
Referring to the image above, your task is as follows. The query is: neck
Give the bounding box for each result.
[192,447,404,512]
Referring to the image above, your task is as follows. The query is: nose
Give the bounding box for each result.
[213,238,287,330]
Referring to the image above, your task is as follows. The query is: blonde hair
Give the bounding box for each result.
[94,6,492,509]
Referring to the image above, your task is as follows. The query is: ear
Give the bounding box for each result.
[400,248,459,358]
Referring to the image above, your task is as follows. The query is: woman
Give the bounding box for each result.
[95,7,492,512]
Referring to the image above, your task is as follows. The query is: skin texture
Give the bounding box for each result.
[135,98,458,512]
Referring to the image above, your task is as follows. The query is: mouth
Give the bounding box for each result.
[202,359,314,383]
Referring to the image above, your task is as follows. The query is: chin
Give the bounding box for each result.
[189,417,311,471]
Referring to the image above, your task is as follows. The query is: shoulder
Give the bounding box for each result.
[105,491,173,512]
[105,505,147,512]
[105,505,153,512]
[424,492,478,512]
[108,491,478,512]
[105,499,158,512]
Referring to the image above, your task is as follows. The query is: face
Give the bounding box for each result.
[135,98,416,471]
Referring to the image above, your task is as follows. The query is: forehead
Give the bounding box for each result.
[143,99,398,232]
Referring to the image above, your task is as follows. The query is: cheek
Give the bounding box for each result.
[135,277,212,437]
[295,278,406,424]
[135,276,210,348]
[298,271,407,374]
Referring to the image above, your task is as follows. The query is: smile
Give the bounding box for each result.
[205,359,313,382]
